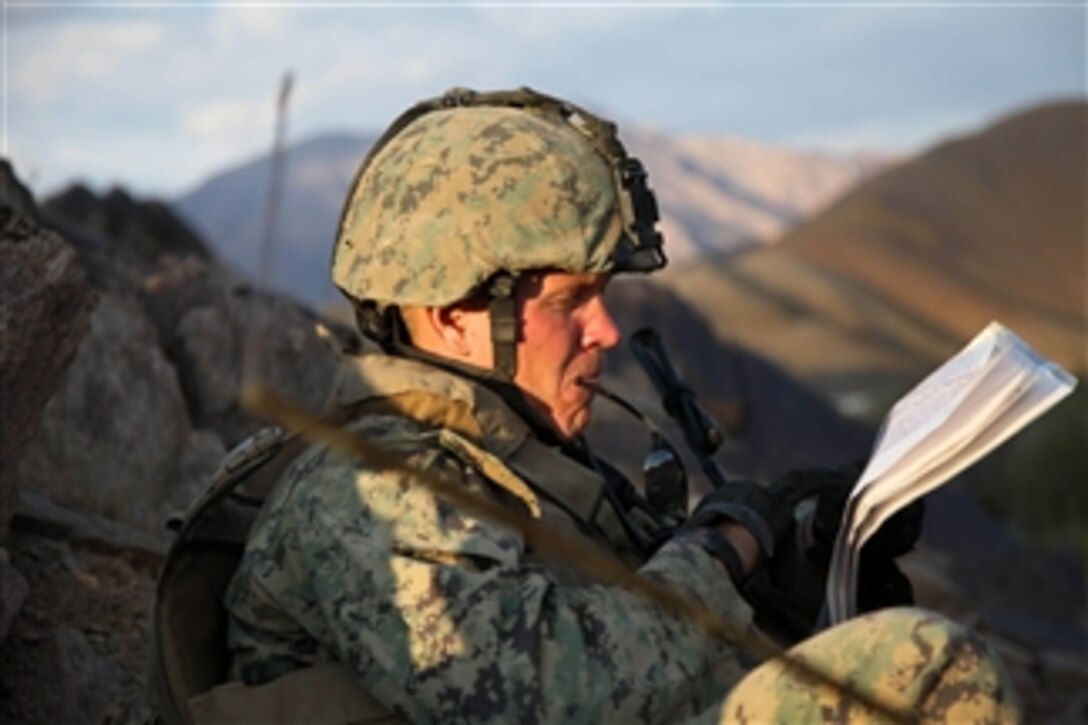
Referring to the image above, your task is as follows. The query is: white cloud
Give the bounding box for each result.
[183,98,270,141]
[472,5,627,42]
[11,18,163,106]
[4,4,1081,199]
[210,6,292,44]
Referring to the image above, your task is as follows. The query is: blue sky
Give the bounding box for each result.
[6,2,1085,198]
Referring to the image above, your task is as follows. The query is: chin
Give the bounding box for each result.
[561,409,592,439]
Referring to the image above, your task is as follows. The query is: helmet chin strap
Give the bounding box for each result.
[486,272,518,380]
[380,286,570,446]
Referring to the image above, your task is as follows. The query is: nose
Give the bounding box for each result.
[584,295,622,351]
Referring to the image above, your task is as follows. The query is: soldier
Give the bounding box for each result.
[211,88,1018,723]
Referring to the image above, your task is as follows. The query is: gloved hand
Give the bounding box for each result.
[686,479,795,562]
[676,479,796,587]
[741,465,925,644]
[810,476,924,612]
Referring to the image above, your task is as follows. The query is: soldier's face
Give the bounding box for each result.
[514,271,621,439]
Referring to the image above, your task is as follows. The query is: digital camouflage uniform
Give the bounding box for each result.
[226,354,756,722]
[219,89,1019,723]
[222,355,1018,724]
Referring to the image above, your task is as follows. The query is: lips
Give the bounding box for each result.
[576,373,600,387]
[574,355,603,387]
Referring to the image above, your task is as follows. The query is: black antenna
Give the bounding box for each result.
[629,327,729,489]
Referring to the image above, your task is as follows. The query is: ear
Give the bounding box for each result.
[429,303,496,360]
[429,305,473,356]
[401,302,492,366]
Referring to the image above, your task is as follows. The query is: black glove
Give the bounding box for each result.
[810,479,923,613]
[686,479,794,560]
[742,465,925,644]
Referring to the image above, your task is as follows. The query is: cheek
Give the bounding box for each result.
[519,321,582,392]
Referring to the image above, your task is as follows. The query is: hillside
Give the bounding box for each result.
[623,127,886,261]
[172,133,376,305]
[660,101,1087,401]
[173,126,883,307]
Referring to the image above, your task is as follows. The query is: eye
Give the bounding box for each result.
[550,287,595,312]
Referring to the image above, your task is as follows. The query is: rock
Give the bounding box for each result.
[14,293,191,538]
[0,164,96,541]
[1,160,37,219]
[39,184,212,305]
[173,287,342,446]
[0,551,30,641]
[163,429,226,518]
[43,185,210,266]
[54,626,133,724]
[140,253,235,348]
[12,491,165,564]
[0,528,156,725]
[40,181,346,451]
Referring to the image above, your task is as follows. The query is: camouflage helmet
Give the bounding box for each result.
[331,87,666,310]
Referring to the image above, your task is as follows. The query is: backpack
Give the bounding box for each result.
[148,426,303,724]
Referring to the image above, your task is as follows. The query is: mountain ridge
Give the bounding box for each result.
[660,100,1087,399]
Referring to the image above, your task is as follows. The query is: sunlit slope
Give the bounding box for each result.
[661,101,1087,390]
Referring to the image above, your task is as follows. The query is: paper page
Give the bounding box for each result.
[849,360,1032,545]
[824,323,1077,625]
[830,364,1074,623]
[828,332,1025,621]
[859,361,1077,540]
[853,322,1007,492]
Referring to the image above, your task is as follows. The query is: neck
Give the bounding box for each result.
[386,335,567,448]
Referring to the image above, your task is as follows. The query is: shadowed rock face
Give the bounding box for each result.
[44,185,210,267]
[13,292,205,532]
[19,180,350,537]
[0,161,96,541]
[1,167,354,722]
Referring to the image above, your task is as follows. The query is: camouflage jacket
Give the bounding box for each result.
[224,353,756,723]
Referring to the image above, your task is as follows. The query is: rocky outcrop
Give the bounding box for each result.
[1,522,157,725]
[43,185,210,267]
[44,181,351,447]
[11,180,350,538]
[171,286,343,446]
[0,551,29,641]
[0,168,351,722]
[14,292,214,536]
[0,161,96,541]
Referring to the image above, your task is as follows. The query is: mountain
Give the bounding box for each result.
[658,101,1087,404]
[173,126,884,308]
[623,127,886,261]
[173,133,376,306]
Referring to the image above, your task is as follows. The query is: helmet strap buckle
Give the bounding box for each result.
[487,273,518,380]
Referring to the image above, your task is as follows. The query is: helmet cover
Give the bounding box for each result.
[332,92,664,308]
